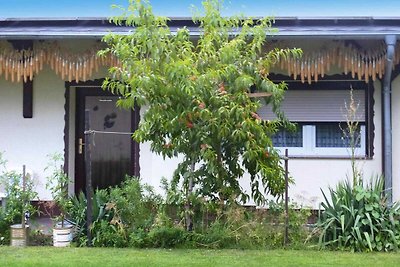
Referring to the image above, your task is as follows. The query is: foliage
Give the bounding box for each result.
[0,152,38,227]
[100,0,301,205]
[317,176,400,252]
[70,176,162,247]
[29,229,52,246]
[190,203,311,249]
[341,88,362,185]
[147,226,188,248]
[45,153,72,227]
[69,175,311,249]
[316,89,400,252]
[0,212,10,245]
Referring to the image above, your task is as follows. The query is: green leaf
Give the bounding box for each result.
[355,192,364,201]
[364,232,373,251]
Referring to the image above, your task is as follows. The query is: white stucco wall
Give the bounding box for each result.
[391,76,400,202]
[0,67,65,200]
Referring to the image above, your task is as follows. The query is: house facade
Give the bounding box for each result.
[0,17,399,208]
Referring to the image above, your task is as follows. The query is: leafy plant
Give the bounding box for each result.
[45,153,72,228]
[0,152,38,226]
[316,89,400,252]
[100,0,301,211]
[317,177,400,251]
[29,229,52,246]
[188,203,311,249]
[69,188,111,246]
[70,176,161,247]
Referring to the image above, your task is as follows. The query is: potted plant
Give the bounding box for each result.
[45,153,73,247]
[1,152,38,246]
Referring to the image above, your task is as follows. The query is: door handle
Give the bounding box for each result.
[78,138,85,154]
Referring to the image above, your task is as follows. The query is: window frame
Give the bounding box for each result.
[268,74,374,158]
[274,123,366,157]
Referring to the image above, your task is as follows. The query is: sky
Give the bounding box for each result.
[0,0,400,18]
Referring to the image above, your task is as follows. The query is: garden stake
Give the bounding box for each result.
[22,165,26,230]
[84,109,93,247]
[284,149,289,246]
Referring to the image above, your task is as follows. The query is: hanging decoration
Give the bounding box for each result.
[0,40,398,84]
[0,41,120,83]
[274,41,388,84]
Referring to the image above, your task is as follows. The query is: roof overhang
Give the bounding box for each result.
[1,17,400,39]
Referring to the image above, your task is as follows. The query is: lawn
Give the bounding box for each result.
[0,247,399,267]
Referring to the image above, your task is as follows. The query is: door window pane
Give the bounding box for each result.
[86,96,131,190]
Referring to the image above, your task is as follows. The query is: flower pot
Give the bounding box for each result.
[10,224,29,247]
[53,225,73,247]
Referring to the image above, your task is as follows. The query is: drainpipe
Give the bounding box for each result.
[383,35,396,204]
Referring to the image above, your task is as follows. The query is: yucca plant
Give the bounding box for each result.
[318,176,400,251]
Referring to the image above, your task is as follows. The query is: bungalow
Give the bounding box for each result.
[0,14,399,208]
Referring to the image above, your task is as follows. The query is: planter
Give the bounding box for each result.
[10,224,29,247]
[53,224,73,247]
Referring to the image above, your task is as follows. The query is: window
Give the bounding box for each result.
[272,124,303,147]
[259,81,372,157]
[315,122,361,148]
[271,123,366,156]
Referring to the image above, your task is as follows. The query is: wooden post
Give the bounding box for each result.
[84,109,93,247]
[284,149,289,246]
[22,165,26,229]
[9,40,34,118]
[23,80,33,118]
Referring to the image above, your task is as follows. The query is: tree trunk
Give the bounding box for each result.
[185,161,194,232]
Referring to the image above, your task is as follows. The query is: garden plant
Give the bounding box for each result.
[100,0,301,231]
[316,90,400,251]
[0,152,38,245]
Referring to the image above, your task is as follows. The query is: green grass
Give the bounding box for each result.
[1,247,400,267]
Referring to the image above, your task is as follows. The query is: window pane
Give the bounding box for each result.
[272,125,303,147]
[316,123,361,148]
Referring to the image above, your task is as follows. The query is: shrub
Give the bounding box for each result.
[70,176,161,247]
[29,229,52,246]
[189,203,311,249]
[147,226,187,248]
[0,153,38,229]
[45,153,72,227]
[69,175,312,249]
[92,220,128,248]
[317,176,400,251]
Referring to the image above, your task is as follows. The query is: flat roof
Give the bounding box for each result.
[1,17,400,39]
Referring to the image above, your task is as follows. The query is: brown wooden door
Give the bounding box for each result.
[74,87,140,194]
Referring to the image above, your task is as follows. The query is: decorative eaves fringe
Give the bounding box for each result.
[0,40,399,84]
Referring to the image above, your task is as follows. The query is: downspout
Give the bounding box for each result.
[383,35,396,204]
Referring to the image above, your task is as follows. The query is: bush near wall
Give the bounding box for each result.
[317,176,400,252]
[0,152,38,245]
[69,176,312,249]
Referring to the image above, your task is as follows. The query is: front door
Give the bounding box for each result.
[75,87,139,194]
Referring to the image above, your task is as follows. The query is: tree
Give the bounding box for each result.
[100,0,301,208]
